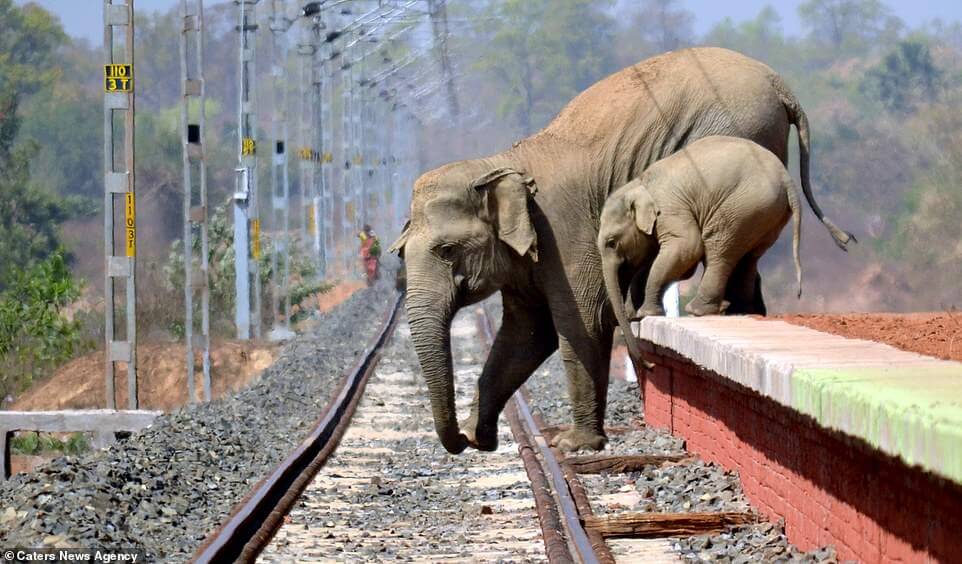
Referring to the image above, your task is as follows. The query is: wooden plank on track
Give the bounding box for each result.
[584,512,757,539]
[565,454,690,474]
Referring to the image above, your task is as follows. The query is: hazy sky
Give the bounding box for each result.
[17,1,962,45]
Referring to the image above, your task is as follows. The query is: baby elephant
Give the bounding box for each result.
[598,136,802,362]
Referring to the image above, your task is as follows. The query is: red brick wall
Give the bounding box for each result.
[639,343,962,564]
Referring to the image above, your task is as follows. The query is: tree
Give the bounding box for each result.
[630,0,695,54]
[0,1,71,290]
[703,6,794,72]
[472,0,617,135]
[0,141,72,290]
[861,40,942,114]
[0,251,84,397]
[798,0,902,55]
[0,0,67,162]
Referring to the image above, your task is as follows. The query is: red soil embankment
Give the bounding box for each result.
[775,312,962,362]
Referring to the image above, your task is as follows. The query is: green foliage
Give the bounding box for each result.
[161,204,331,337]
[0,0,66,95]
[861,40,943,113]
[625,0,695,56]
[703,7,797,74]
[0,252,89,398]
[472,0,617,134]
[0,141,73,291]
[10,431,89,455]
[17,82,102,202]
[798,0,901,55]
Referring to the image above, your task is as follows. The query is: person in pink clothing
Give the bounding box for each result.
[358,224,381,286]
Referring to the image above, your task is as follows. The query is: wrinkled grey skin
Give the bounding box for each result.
[599,136,809,359]
[390,48,854,455]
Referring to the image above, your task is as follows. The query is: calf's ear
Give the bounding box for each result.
[631,186,659,236]
[471,168,539,262]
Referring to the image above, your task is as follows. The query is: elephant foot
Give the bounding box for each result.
[459,414,498,452]
[634,304,665,319]
[684,297,730,316]
[550,427,607,453]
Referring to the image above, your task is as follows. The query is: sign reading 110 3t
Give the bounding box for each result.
[104,64,133,92]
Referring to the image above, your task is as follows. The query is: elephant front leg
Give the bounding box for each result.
[639,240,702,318]
[553,333,613,452]
[464,295,557,451]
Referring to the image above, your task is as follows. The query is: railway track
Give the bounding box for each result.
[191,293,833,563]
[476,305,761,564]
[193,294,404,563]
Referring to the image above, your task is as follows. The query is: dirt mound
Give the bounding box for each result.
[11,341,277,411]
[775,312,962,362]
[10,280,368,412]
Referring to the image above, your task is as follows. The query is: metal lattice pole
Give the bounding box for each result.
[351,45,363,277]
[296,16,317,269]
[341,40,354,275]
[103,0,137,410]
[358,52,369,232]
[268,0,293,339]
[297,16,315,258]
[180,0,212,403]
[310,17,326,277]
[234,0,260,340]
[320,21,334,279]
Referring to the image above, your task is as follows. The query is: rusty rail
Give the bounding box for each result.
[476,306,600,564]
[193,293,403,563]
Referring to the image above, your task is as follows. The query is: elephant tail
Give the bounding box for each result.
[786,172,803,298]
[777,78,857,252]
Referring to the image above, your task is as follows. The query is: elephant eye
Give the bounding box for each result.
[605,237,617,249]
[435,243,459,262]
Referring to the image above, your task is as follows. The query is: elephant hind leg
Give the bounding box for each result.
[724,255,763,315]
[687,257,737,316]
[725,227,781,315]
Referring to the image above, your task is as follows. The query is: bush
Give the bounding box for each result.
[10,431,90,455]
[0,251,90,398]
[160,203,333,338]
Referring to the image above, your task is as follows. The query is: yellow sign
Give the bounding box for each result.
[299,147,320,162]
[242,137,256,156]
[307,205,316,235]
[104,64,133,92]
[322,152,333,163]
[124,193,136,257]
[251,219,261,258]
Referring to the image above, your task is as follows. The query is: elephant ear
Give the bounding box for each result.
[388,219,412,258]
[471,168,539,262]
[631,185,659,236]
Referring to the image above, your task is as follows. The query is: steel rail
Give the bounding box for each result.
[192,293,403,563]
[475,313,573,563]
[476,306,600,564]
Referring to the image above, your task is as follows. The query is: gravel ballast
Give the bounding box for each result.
[486,298,838,563]
[0,285,394,562]
[260,309,547,562]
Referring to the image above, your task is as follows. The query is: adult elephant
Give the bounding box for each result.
[390,47,853,454]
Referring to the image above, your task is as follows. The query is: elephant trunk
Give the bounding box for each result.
[603,258,654,371]
[405,287,468,454]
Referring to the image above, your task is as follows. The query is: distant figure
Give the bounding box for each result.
[359,224,381,286]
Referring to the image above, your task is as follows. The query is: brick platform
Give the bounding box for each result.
[634,317,962,563]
